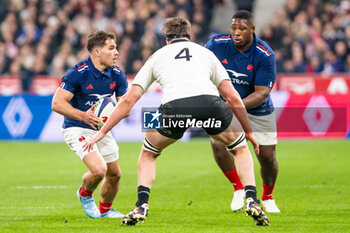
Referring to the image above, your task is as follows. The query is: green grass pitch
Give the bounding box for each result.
[0,139,349,232]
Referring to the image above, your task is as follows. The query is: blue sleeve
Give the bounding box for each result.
[60,69,79,94]
[254,54,276,87]
[115,71,128,97]
[205,36,215,51]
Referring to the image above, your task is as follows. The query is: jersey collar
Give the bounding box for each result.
[231,33,257,58]
[87,57,111,79]
[170,39,189,44]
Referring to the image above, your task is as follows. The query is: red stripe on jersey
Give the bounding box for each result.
[215,35,231,39]
[257,44,271,55]
[76,62,87,70]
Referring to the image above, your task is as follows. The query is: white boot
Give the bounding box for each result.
[230,189,245,211]
[262,199,280,213]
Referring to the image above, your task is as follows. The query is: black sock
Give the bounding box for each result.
[136,185,150,207]
[245,185,258,203]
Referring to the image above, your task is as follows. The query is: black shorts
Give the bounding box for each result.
[156,95,233,139]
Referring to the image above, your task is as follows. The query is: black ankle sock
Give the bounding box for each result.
[245,185,259,203]
[136,185,151,207]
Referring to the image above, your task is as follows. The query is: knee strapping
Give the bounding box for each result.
[143,137,162,155]
[226,132,247,151]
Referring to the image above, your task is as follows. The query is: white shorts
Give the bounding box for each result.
[62,127,119,163]
[248,111,277,146]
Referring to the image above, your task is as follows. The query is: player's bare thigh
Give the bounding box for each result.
[144,129,177,151]
[210,114,244,146]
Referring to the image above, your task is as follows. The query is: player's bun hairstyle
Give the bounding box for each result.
[162,17,191,41]
[232,10,253,22]
[87,31,117,53]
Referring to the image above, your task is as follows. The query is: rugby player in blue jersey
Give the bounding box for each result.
[52,31,128,219]
[205,10,280,213]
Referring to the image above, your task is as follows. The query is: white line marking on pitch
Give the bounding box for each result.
[13,185,71,189]
[0,206,58,209]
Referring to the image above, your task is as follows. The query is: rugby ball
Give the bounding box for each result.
[93,97,116,130]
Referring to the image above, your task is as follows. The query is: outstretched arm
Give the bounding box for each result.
[218,80,252,133]
[83,85,144,151]
[218,79,259,154]
[101,84,144,134]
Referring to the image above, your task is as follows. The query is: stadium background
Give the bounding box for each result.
[0,0,350,140]
[1,1,350,232]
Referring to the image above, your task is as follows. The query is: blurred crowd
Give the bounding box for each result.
[0,0,214,90]
[1,0,350,93]
[260,0,350,74]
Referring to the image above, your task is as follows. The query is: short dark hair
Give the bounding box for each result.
[232,10,253,22]
[162,17,191,38]
[87,31,116,53]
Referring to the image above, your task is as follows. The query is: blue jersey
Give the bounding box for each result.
[205,33,276,116]
[60,57,128,129]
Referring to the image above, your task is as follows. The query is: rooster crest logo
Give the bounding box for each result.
[247,64,253,72]
[110,82,116,89]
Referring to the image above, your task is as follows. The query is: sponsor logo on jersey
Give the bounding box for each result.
[230,78,249,85]
[85,94,112,106]
[110,82,116,89]
[226,69,248,78]
[221,59,228,64]
[226,69,249,85]
[86,84,94,89]
[85,101,94,106]
[88,94,111,100]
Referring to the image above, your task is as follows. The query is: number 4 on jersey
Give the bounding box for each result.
[175,48,192,61]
